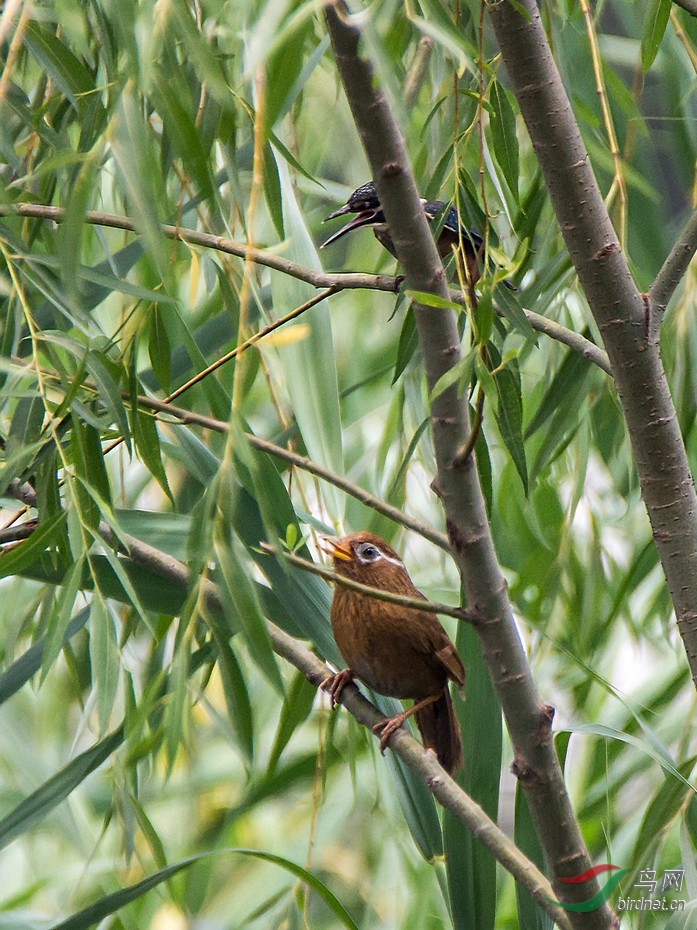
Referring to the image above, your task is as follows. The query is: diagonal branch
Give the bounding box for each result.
[0,203,400,294]
[648,204,697,324]
[673,0,697,17]
[0,203,612,375]
[324,2,614,925]
[128,393,450,551]
[488,0,697,700]
[259,543,469,621]
[94,519,573,930]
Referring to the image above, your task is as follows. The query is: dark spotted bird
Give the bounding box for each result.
[321,531,465,774]
[321,180,485,286]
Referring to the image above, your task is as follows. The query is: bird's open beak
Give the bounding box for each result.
[319,536,353,561]
[320,208,381,249]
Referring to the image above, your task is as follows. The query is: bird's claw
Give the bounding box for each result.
[372,712,407,755]
[320,668,354,708]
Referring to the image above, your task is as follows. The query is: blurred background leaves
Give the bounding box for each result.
[0,0,697,927]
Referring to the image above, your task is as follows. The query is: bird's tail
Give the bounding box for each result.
[415,689,463,775]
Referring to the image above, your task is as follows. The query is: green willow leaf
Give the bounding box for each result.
[0,728,124,851]
[49,848,360,930]
[0,511,67,581]
[494,361,528,494]
[0,607,90,705]
[23,22,95,107]
[641,0,671,72]
[445,619,502,930]
[490,80,519,201]
[514,784,553,930]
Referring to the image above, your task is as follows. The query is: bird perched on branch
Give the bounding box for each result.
[321,531,465,774]
[321,180,486,286]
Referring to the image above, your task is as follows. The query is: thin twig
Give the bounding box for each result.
[0,203,401,293]
[128,392,451,551]
[164,287,338,405]
[259,543,470,622]
[648,204,697,330]
[673,0,697,17]
[403,36,434,108]
[92,521,573,930]
[453,386,485,467]
[580,0,627,246]
[1,202,613,374]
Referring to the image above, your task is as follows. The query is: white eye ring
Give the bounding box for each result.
[356,543,380,562]
[354,542,404,568]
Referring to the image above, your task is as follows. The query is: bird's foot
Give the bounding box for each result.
[372,712,408,755]
[320,668,354,708]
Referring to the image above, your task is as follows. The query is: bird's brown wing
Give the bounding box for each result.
[434,641,466,687]
[408,602,466,688]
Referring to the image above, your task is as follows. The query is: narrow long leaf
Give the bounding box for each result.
[50,848,360,930]
[641,0,671,72]
[0,728,123,851]
[494,361,528,493]
[490,80,519,200]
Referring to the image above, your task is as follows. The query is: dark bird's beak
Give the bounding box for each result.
[319,536,353,561]
[320,207,382,249]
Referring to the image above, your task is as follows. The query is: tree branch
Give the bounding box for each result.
[126,392,450,551]
[0,202,612,375]
[672,0,697,17]
[259,543,470,621]
[0,202,400,294]
[648,204,697,325]
[489,0,697,699]
[324,2,614,925]
[95,520,573,930]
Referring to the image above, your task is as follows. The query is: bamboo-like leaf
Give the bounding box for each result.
[641,0,671,72]
[526,340,595,438]
[109,85,169,282]
[630,758,697,871]
[494,360,528,494]
[41,559,85,681]
[23,23,95,108]
[132,406,173,503]
[215,531,285,697]
[665,906,697,930]
[263,132,285,239]
[150,71,215,202]
[269,152,344,518]
[0,511,67,581]
[561,723,696,791]
[7,394,45,458]
[393,305,419,383]
[385,742,444,862]
[0,607,90,705]
[147,305,172,392]
[514,783,553,930]
[267,669,317,776]
[490,80,519,201]
[208,622,255,764]
[84,351,130,451]
[406,290,463,312]
[0,728,123,851]
[49,847,360,930]
[88,594,119,734]
[445,619,502,930]
[59,151,100,300]
[231,485,338,665]
[494,281,537,341]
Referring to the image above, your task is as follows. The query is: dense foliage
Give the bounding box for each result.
[1,1,697,928]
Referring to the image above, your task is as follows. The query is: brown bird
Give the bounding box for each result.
[321,531,465,774]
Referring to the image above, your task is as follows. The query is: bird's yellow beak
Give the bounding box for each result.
[319,536,353,561]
